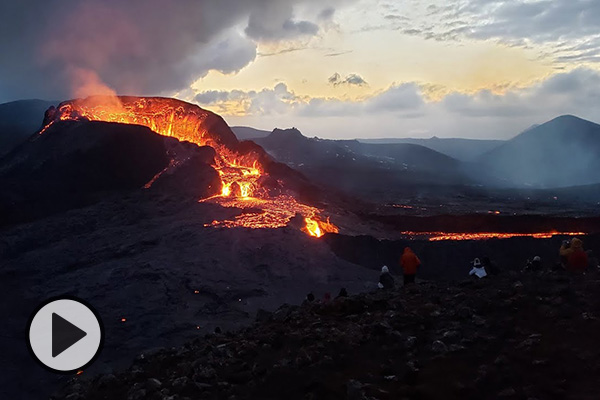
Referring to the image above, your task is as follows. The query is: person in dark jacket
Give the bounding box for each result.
[482,256,500,275]
[379,266,395,289]
[524,256,542,272]
[336,288,348,298]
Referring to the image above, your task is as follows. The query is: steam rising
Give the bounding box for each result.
[0,0,347,101]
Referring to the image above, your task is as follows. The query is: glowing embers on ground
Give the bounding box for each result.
[401,231,587,241]
[201,195,339,238]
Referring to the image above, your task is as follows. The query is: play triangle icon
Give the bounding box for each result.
[52,312,87,358]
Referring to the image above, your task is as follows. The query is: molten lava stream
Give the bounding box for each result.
[202,196,339,238]
[400,231,587,241]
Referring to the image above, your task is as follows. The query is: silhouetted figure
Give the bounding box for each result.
[469,258,487,278]
[524,256,542,272]
[323,292,332,302]
[532,255,542,270]
[401,247,421,285]
[482,256,500,275]
[379,266,395,289]
[559,240,570,269]
[302,292,316,307]
[560,238,589,273]
[587,250,599,270]
[336,288,348,298]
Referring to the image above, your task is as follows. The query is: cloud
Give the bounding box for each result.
[385,0,600,64]
[195,90,233,104]
[194,68,600,139]
[245,2,319,41]
[318,7,336,21]
[365,83,424,111]
[442,68,600,118]
[324,50,353,57]
[194,83,303,116]
[464,0,600,42]
[0,0,344,102]
[328,72,368,86]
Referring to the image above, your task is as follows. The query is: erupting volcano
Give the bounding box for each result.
[41,96,338,237]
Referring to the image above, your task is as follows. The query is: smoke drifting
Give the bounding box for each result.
[0,0,346,102]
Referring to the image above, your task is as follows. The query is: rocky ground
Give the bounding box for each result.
[54,270,600,400]
[0,193,375,400]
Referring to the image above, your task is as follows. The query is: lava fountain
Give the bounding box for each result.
[42,96,338,237]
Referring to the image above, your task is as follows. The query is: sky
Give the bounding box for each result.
[1,0,599,139]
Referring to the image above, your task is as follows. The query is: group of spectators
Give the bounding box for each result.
[378,237,597,289]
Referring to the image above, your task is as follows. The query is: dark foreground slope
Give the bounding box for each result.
[0,192,375,400]
[54,272,600,400]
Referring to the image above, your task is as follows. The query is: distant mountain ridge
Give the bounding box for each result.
[358,137,505,161]
[480,115,600,188]
[0,99,56,157]
[232,126,271,140]
[253,128,471,199]
[234,127,505,161]
[3,102,598,191]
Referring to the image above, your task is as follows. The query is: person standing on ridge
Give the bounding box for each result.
[379,266,395,289]
[401,247,421,285]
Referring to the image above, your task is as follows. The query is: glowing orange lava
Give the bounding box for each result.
[45,96,338,236]
[401,231,586,241]
[303,216,340,238]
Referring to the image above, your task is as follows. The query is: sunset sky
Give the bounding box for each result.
[1,0,599,138]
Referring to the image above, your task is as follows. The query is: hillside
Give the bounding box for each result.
[254,128,470,199]
[480,115,600,188]
[0,99,55,157]
[54,271,600,400]
[359,137,505,161]
[232,126,271,141]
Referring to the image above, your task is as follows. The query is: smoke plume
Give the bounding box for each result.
[0,0,349,102]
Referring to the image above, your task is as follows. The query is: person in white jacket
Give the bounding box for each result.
[469,258,487,278]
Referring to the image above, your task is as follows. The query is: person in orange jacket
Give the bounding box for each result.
[400,247,421,285]
[560,238,589,273]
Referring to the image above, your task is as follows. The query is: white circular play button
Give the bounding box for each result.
[27,296,103,373]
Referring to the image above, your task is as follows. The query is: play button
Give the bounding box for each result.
[28,296,103,373]
[52,313,87,357]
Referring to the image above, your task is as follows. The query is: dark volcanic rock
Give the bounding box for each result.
[1,120,169,186]
[0,120,170,224]
[53,273,600,400]
[0,120,230,225]
[253,127,471,200]
[150,146,221,199]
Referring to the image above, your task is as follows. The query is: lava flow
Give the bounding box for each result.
[401,231,587,241]
[42,96,338,237]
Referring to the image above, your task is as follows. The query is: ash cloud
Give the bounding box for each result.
[0,0,345,102]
